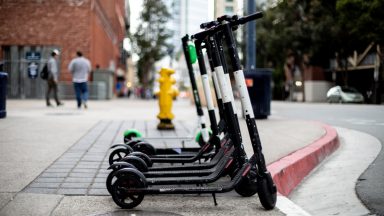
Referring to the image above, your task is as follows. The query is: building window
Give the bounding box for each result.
[1,45,61,98]
[224,6,233,14]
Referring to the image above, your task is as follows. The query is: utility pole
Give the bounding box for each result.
[246,0,256,73]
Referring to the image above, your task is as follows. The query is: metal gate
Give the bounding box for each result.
[1,45,61,99]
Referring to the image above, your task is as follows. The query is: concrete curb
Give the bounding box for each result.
[267,122,340,196]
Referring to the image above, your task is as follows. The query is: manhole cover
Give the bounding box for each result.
[90,210,182,216]
[46,112,82,116]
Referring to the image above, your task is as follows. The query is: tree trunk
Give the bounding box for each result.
[141,60,154,89]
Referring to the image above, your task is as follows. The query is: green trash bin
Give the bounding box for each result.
[0,72,8,118]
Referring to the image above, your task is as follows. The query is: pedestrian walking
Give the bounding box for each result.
[68,51,91,109]
[46,49,63,107]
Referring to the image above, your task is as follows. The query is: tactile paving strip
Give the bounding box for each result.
[23,120,196,195]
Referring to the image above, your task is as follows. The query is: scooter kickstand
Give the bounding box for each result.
[212,193,218,206]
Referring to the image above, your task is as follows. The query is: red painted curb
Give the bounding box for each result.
[267,122,340,196]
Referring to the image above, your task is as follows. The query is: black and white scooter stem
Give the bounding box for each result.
[221,22,268,172]
[194,39,219,138]
[181,35,210,144]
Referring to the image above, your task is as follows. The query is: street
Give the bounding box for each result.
[271,101,384,215]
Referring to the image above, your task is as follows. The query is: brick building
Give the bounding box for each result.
[0,0,128,98]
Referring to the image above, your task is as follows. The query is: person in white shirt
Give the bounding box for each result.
[46,49,63,107]
[68,51,91,109]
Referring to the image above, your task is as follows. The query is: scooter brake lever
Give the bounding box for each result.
[217,15,232,23]
[200,21,219,29]
[231,15,239,21]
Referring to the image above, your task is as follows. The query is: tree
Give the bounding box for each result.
[130,0,173,88]
[257,0,384,68]
[255,0,339,99]
[254,0,384,100]
[256,0,338,68]
[336,0,384,55]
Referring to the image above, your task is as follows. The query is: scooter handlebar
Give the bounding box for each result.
[234,11,263,25]
[194,12,264,39]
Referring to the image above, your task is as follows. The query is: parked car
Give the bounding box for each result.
[326,86,364,103]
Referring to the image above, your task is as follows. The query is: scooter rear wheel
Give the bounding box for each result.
[106,163,136,194]
[111,169,147,209]
[123,129,142,143]
[257,172,277,210]
[125,139,142,147]
[132,142,156,156]
[195,130,213,147]
[120,156,148,172]
[235,167,258,197]
[130,152,153,167]
[109,147,130,165]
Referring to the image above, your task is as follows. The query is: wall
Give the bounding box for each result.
[91,0,126,71]
[0,0,126,82]
[303,66,332,102]
[215,0,239,18]
[304,81,333,102]
[0,0,92,82]
[0,0,127,98]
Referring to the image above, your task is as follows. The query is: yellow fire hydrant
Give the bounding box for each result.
[156,68,179,130]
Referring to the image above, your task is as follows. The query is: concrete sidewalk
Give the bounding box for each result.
[0,99,338,215]
[290,127,381,216]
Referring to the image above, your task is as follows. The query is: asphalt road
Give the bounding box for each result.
[270,101,384,215]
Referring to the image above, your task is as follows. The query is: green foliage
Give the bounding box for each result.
[336,0,384,54]
[130,0,173,87]
[257,0,338,68]
[257,0,384,70]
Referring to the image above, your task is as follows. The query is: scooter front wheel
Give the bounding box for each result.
[257,172,277,210]
[111,169,147,209]
[235,167,258,197]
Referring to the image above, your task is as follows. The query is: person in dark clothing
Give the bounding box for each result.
[46,49,63,107]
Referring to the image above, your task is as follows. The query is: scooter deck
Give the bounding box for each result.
[148,139,231,171]
[148,120,227,158]
[145,155,234,185]
[144,147,234,178]
[116,160,249,195]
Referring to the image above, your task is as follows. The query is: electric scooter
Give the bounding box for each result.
[106,31,240,196]
[110,38,213,157]
[105,33,240,193]
[108,14,253,174]
[107,34,232,168]
[108,12,277,210]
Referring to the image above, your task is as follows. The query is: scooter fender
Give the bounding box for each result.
[133,140,153,147]
[110,144,133,152]
[120,155,148,172]
[113,167,148,186]
[132,142,156,156]
[130,151,153,167]
[125,139,143,146]
[107,161,136,170]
